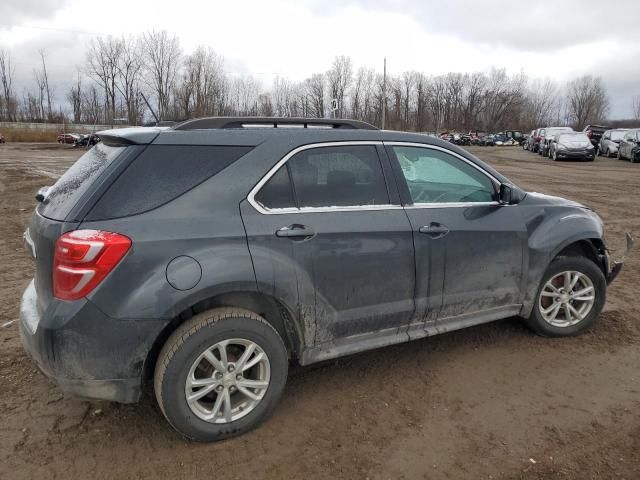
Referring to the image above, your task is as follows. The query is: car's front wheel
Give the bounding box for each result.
[154,307,288,441]
[525,256,606,337]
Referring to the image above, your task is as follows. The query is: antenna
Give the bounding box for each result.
[140,92,159,125]
[381,58,387,130]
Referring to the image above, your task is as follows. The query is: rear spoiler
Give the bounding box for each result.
[96,127,162,146]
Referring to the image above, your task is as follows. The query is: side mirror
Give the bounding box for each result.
[499,183,522,205]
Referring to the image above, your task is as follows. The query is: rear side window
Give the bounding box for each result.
[289,145,389,208]
[86,145,252,220]
[255,166,295,209]
[39,143,125,221]
[254,145,390,210]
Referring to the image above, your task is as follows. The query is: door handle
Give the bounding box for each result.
[275,225,316,239]
[418,223,450,238]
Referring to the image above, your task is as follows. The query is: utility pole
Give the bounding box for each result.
[381,57,386,130]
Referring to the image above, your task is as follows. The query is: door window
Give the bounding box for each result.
[254,145,390,210]
[392,146,496,204]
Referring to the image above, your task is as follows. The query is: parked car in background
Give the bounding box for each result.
[529,128,543,153]
[583,125,610,150]
[523,130,536,151]
[549,132,595,161]
[479,134,495,146]
[0,133,5,144]
[505,130,525,145]
[19,116,630,441]
[57,133,81,144]
[598,129,629,157]
[74,134,101,147]
[539,127,574,157]
[617,129,640,163]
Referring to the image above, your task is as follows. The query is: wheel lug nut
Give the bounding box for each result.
[215,372,223,379]
[236,374,242,380]
[216,385,223,392]
[228,365,235,373]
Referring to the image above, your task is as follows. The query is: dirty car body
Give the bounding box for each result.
[19,117,631,440]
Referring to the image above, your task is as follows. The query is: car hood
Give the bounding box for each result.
[520,191,585,209]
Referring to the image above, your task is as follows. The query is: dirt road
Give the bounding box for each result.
[1,143,638,480]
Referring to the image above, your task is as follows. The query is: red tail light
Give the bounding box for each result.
[586,130,592,138]
[53,230,131,301]
[535,136,541,142]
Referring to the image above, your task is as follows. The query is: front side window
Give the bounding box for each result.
[393,146,496,204]
[255,145,390,210]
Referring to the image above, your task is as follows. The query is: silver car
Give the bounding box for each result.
[599,129,630,157]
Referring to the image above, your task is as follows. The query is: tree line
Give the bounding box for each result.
[0,31,636,132]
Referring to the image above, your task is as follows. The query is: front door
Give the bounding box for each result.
[386,143,527,333]
[241,142,416,361]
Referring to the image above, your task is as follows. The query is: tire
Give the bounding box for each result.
[617,149,622,160]
[154,307,289,442]
[525,256,606,337]
[552,150,558,161]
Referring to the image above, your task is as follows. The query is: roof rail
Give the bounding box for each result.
[173,117,379,131]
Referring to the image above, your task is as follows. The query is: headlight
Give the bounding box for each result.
[587,145,594,150]
[557,144,567,150]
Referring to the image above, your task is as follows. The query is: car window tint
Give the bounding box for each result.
[393,146,495,204]
[287,145,389,208]
[86,145,253,220]
[254,165,295,209]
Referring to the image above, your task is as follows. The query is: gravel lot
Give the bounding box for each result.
[1,142,638,480]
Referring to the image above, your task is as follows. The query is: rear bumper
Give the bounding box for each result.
[19,280,163,403]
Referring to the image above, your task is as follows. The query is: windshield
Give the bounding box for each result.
[38,143,127,221]
[559,133,590,144]
[611,130,628,141]
[547,127,573,136]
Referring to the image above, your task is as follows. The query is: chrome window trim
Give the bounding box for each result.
[247,141,403,215]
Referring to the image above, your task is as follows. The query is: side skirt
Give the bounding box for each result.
[300,304,522,366]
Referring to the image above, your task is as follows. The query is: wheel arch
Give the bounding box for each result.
[143,290,303,382]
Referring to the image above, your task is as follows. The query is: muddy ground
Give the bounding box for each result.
[0,142,638,480]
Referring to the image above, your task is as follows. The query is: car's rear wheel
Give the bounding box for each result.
[525,256,606,337]
[154,308,288,442]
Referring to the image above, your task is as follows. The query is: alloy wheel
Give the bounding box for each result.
[538,271,595,327]
[185,338,271,424]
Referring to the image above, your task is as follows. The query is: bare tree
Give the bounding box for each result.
[67,72,83,123]
[230,76,259,115]
[141,30,182,119]
[33,50,54,121]
[306,73,326,118]
[115,36,143,125]
[565,75,609,129]
[632,95,640,121]
[0,48,16,121]
[523,78,560,127]
[181,46,227,118]
[482,68,526,129]
[326,56,352,118]
[272,76,294,117]
[86,37,122,122]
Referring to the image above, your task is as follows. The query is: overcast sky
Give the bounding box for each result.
[1,0,638,118]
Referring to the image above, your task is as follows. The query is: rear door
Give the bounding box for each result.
[386,143,526,333]
[240,142,416,358]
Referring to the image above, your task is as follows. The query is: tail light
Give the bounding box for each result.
[535,136,541,142]
[586,130,592,138]
[53,230,131,301]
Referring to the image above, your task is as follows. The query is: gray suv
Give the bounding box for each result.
[19,117,631,441]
